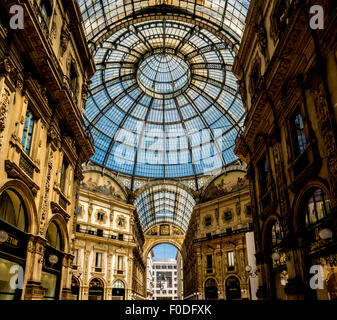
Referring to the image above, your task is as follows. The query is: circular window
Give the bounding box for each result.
[137,53,190,98]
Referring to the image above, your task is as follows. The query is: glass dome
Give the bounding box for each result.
[80,1,249,182]
[137,53,191,98]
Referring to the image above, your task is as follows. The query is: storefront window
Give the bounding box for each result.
[0,258,23,300]
[41,271,58,300]
[0,189,27,231]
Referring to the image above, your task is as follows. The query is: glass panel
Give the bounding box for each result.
[21,109,35,155]
[46,222,62,250]
[305,188,330,228]
[0,258,22,300]
[41,271,57,300]
[227,251,235,267]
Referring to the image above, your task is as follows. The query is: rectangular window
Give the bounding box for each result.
[224,211,233,221]
[118,233,124,241]
[97,212,104,221]
[206,254,213,273]
[73,249,78,265]
[259,156,269,195]
[205,217,212,226]
[246,205,252,215]
[227,251,235,267]
[117,256,123,271]
[76,224,80,232]
[95,252,102,268]
[21,108,35,155]
[40,0,53,24]
[97,229,103,237]
[69,62,78,93]
[290,109,307,158]
[60,159,68,194]
[77,207,82,216]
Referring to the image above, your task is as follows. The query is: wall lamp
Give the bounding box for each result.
[245,265,259,278]
[271,250,290,262]
[319,228,333,240]
[0,230,8,244]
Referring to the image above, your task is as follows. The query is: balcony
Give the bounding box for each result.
[76,227,135,243]
[193,226,252,243]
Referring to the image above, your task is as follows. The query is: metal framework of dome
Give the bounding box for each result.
[80,0,249,185]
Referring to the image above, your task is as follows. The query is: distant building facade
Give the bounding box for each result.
[72,166,146,300]
[152,259,179,300]
[182,169,255,300]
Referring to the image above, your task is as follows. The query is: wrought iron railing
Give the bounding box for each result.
[76,227,135,243]
[193,226,252,243]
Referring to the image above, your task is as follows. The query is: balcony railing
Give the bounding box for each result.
[193,226,252,243]
[76,227,135,243]
[19,153,35,179]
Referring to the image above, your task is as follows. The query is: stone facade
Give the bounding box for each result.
[234,0,337,300]
[182,170,253,300]
[72,168,146,300]
[0,0,94,300]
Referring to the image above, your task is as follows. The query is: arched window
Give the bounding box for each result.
[305,188,331,228]
[112,280,125,289]
[112,279,125,300]
[271,220,284,247]
[0,189,27,231]
[46,221,62,251]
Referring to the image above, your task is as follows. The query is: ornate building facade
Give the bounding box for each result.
[234,0,337,300]
[0,0,94,300]
[182,169,255,300]
[72,165,145,300]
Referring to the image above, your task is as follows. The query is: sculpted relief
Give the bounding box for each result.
[80,171,127,202]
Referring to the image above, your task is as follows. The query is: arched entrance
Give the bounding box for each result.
[225,276,241,300]
[112,280,125,300]
[89,278,104,300]
[205,278,218,300]
[146,243,183,300]
[71,276,80,300]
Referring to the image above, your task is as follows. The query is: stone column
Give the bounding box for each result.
[24,235,46,300]
[61,254,75,300]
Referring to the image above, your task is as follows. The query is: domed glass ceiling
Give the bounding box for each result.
[80,1,249,182]
[137,54,191,97]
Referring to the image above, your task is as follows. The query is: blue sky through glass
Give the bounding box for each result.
[152,244,178,259]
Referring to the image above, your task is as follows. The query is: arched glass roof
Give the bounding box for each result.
[79,0,250,47]
[134,184,196,232]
